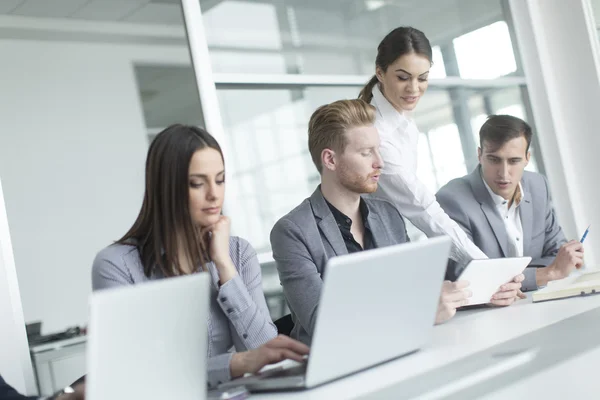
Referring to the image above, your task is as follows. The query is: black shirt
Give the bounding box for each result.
[325,198,375,253]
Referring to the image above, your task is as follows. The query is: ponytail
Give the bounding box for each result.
[358,75,378,103]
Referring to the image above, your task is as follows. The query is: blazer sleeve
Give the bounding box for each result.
[435,186,475,241]
[270,218,323,337]
[215,238,277,351]
[435,186,476,280]
[533,175,567,266]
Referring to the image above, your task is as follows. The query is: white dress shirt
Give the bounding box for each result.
[370,85,488,265]
[483,179,525,257]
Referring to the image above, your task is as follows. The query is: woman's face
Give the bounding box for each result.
[376,52,430,112]
[188,147,225,227]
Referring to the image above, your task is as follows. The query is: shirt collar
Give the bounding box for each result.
[482,175,525,208]
[324,197,370,230]
[371,84,412,126]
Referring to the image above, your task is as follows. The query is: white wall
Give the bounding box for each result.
[0,38,189,334]
[0,178,36,395]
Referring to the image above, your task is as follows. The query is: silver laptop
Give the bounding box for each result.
[86,273,210,400]
[218,236,452,392]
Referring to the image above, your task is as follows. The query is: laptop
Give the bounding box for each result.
[86,273,210,400]
[218,236,452,392]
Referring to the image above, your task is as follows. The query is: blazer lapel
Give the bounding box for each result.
[366,205,393,248]
[519,180,533,254]
[309,188,348,256]
[468,167,510,257]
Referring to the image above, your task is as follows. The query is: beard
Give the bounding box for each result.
[337,163,378,194]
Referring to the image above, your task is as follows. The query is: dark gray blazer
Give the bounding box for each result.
[270,187,409,345]
[436,167,567,291]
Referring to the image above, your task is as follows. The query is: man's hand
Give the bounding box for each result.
[536,240,584,287]
[490,273,524,306]
[230,335,310,378]
[435,280,472,324]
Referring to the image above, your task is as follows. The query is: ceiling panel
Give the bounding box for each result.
[0,0,25,14]
[10,0,90,18]
[124,3,183,25]
[71,0,151,21]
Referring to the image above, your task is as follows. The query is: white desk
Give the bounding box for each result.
[250,294,600,400]
[481,345,600,399]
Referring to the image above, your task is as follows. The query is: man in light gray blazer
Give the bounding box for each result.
[437,115,584,292]
[271,100,479,345]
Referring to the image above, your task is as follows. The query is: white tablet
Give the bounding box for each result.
[458,257,532,305]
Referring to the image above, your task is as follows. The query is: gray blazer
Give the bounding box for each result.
[270,187,409,345]
[436,167,566,291]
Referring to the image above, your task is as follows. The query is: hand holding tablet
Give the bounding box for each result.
[458,257,532,305]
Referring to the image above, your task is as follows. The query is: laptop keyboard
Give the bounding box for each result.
[257,363,307,379]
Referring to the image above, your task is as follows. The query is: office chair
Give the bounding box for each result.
[274,314,294,336]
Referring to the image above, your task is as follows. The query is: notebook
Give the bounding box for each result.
[532,270,600,302]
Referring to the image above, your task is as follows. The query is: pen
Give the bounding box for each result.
[580,225,591,243]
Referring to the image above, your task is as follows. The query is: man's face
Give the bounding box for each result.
[478,136,530,200]
[335,125,384,194]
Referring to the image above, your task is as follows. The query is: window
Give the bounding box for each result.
[454,21,518,79]
[186,0,538,252]
[199,0,511,76]
[218,86,358,252]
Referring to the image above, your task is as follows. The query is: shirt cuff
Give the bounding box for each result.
[207,352,233,389]
[522,267,539,292]
[217,275,253,318]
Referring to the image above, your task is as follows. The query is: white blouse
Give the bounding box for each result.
[370,85,488,265]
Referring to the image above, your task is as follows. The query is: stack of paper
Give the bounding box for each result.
[532,270,600,302]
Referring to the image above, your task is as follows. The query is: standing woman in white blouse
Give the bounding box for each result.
[359,27,524,305]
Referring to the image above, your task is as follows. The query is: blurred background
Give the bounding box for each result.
[1,0,600,395]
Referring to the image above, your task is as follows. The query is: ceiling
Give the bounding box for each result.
[0,0,518,130]
[0,0,505,33]
[0,0,184,25]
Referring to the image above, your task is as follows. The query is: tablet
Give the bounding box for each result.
[458,257,532,305]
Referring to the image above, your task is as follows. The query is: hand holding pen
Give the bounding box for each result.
[580,225,591,244]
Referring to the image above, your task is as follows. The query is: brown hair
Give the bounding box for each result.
[308,99,376,173]
[358,26,432,103]
[117,124,224,278]
[480,115,532,154]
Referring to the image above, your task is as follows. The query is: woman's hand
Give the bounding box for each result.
[230,335,310,378]
[202,216,237,284]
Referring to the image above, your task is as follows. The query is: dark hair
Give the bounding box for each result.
[117,124,224,278]
[359,27,432,103]
[479,115,532,153]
